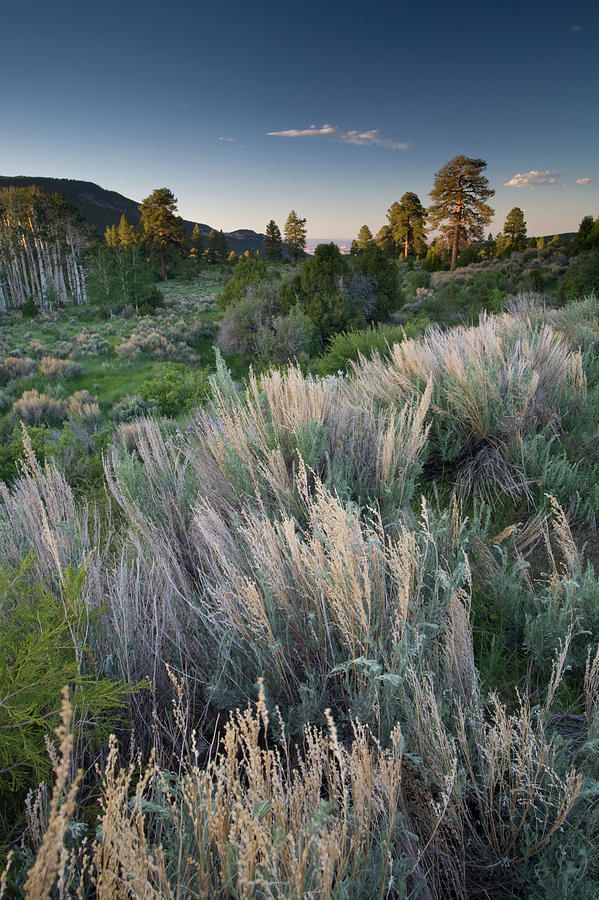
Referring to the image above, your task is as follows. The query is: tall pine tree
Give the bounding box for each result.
[138,187,185,281]
[356,224,374,250]
[503,207,527,250]
[284,210,307,260]
[264,220,283,260]
[428,156,494,269]
[392,192,427,258]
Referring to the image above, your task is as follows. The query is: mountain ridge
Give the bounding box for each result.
[0,176,266,255]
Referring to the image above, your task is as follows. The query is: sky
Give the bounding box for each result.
[1,0,597,240]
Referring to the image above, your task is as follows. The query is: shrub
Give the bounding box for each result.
[21,296,39,318]
[38,357,82,379]
[558,251,599,302]
[0,562,129,797]
[63,390,101,423]
[12,390,64,425]
[314,321,425,375]
[218,256,268,310]
[140,363,211,416]
[2,357,35,379]
[109,395,161,422]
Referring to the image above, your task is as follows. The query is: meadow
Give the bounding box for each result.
[1,240,599,896]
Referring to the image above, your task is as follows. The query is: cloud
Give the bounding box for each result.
[267,123,408,150]
[218,136,237,142]
[505,170,563,187]
[576,177,593,184]
[570,25,582,31]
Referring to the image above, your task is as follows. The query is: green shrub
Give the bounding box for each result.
[21,297,39,318]
[314,321,426,375]
[217,256,268,310]
[140,363,212,416]
[558,251,599,302]
[0,561,130,798]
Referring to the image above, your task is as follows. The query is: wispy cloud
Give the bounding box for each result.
[267,123,408,150]
[576,177,593,184]
[505,170,563,187]
[218,136,237,142]
[570,25,582,32]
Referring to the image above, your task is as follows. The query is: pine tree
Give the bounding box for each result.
[375,225,396,258]
[284,210,307,260]
[503,207,527,250]
[207,229,219,264]
[190,224,204,267]
[392,192,427,258]
[216,230,229,263]
[138,187,185,281]
[264,220,283,260]
[356,225,374,250]
[428,156,495,269]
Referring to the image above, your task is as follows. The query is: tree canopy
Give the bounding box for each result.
[356,225,374,250]
[391,192,427,258]
[503,207,527,250]
[428,156,494,269]
[264,219,283,260]
[138,187,185,281]
[284,210,307,260]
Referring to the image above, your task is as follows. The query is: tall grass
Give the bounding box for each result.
[3,294,599,896]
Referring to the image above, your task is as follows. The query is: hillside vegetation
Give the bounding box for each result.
[2,287,599,897]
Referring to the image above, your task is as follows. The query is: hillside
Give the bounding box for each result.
[0,175,266,254]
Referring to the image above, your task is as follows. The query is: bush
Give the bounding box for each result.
[217,285,315,363]
[2,357,35,379]
[38,357,82,379]
[314,321,425,375]
[12,390,64,425]
[218,256,268,310]
[21,296,39,318]
[0,561,129,797]
[558,251,599,302]
[140,363,212,416]
[109,395,161,423]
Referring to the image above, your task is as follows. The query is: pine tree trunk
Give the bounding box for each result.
[451,222,460,270]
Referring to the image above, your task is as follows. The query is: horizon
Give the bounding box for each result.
[1,0,597,240]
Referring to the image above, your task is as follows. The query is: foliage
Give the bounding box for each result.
[0,561,129,798]
[218,255,268,310]
[140,362,212,416]
[264,219,283,260]
[356,223,374,249]
[557,250,599,302]
[428,155,495,269]
[389,191,427,257]
[138,187,185,281]
[217,283,316,363]
[284,209,307,260]
[504,206,527,250]
[21,297,39,319]
[86,245,161,313]
[314,319,427,375]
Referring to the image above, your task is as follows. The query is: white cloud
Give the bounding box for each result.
[505,170,563,187]
[576,177,593,184]
[218,137,237,142]
[267,123,408,150]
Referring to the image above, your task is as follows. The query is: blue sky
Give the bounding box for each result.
[1,0,597,239]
